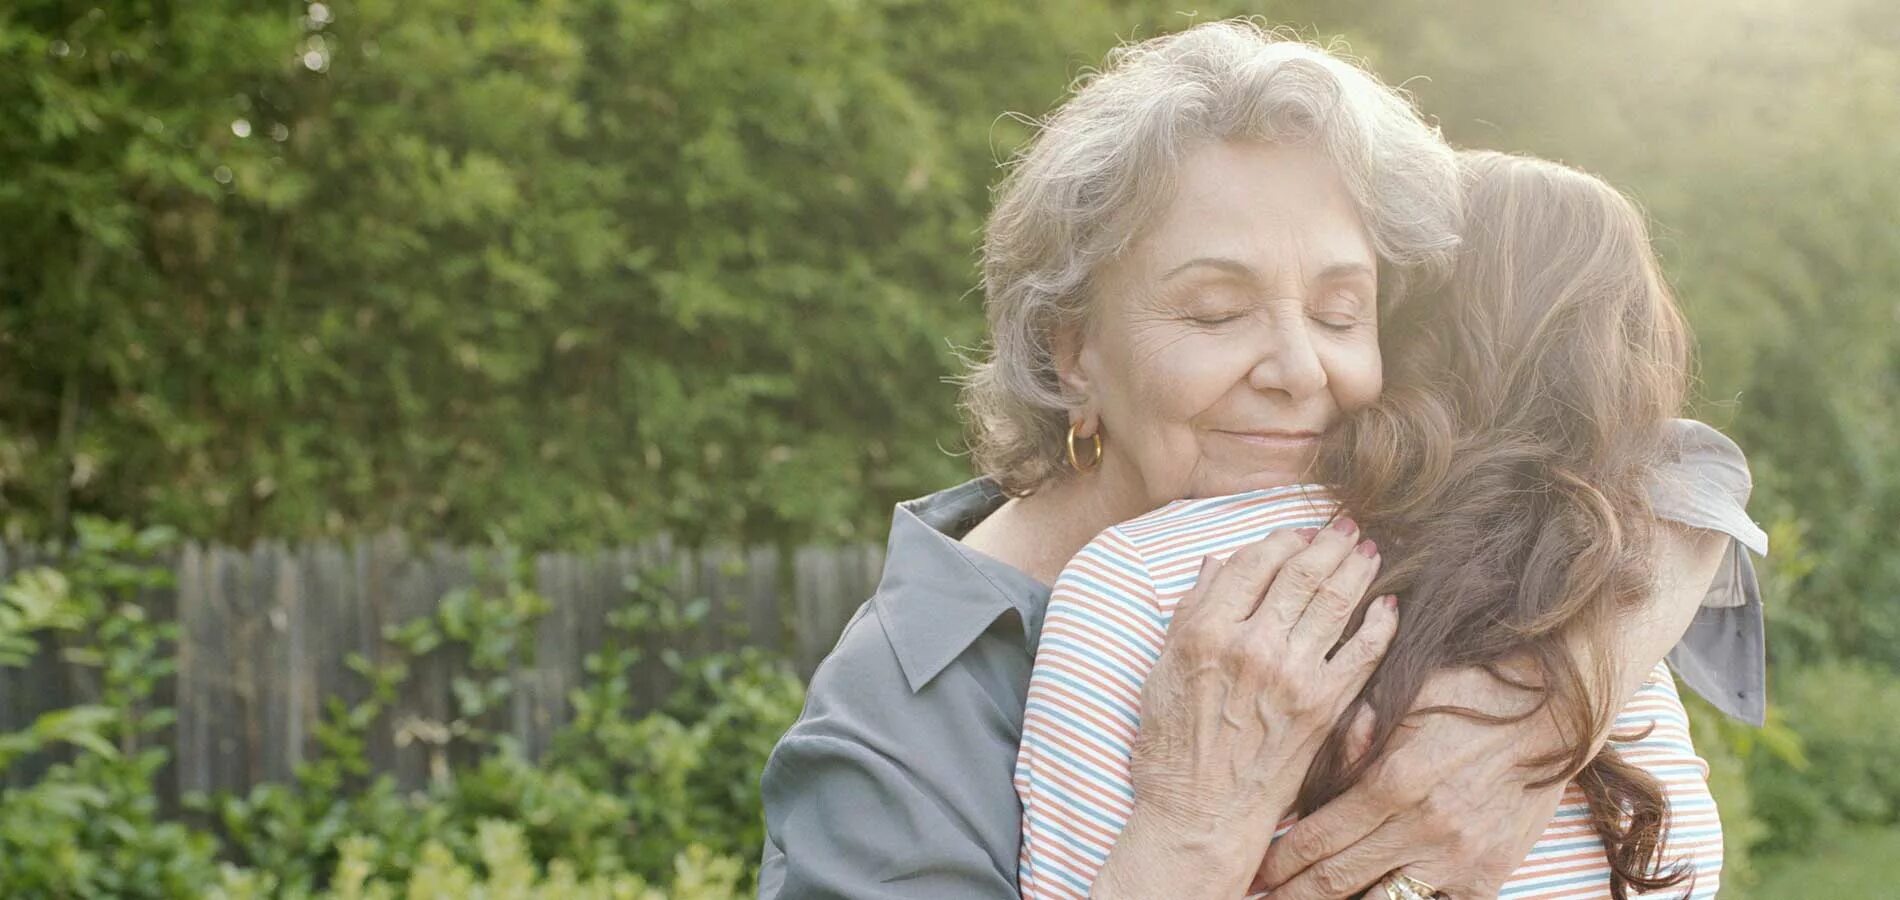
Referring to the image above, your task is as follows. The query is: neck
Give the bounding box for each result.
[964,467,1149,586]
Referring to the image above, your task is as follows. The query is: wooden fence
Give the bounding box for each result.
[0,534,885,804]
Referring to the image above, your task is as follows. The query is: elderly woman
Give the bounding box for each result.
[757,21,1765,900]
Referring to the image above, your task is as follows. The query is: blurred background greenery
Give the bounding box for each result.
[1,0,1896,896]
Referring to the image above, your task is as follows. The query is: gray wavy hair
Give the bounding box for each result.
[961,20,1464,494]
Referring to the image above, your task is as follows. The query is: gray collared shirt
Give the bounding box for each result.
[758,420,1767,899]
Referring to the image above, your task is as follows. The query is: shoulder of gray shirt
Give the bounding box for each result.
[1649,417,1769,558]
[1651,418,1771,725]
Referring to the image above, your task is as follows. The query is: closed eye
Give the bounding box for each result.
[1312,290,1372,333]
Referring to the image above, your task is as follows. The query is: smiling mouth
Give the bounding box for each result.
[1213,429,1322,448]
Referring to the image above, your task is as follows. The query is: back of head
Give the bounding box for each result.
[1428,151,1688,451]
[1310,151,1693,896]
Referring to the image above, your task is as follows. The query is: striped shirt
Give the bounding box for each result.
[1014,485,1721,900]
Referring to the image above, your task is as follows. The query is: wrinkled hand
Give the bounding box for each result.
[1255,666,1567,899]
[1096,520,1396,899]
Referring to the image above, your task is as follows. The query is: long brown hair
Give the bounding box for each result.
[1306,151,1693,897]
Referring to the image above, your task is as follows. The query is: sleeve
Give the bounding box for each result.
[758,605,1023,900]
[1609,663,1726,898]
[1015,528,1168,900]
[1650,418,1770,725]
[1648,419,1769,584]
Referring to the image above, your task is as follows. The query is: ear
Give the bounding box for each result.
[1050,323,1104,439]
[1050,321,1093,403]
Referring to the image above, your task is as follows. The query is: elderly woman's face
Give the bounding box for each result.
[1065,139,1382,506]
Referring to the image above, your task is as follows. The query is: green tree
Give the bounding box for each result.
[1,0,1129,547]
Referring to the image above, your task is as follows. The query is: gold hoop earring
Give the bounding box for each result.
[1066,422,1103,472]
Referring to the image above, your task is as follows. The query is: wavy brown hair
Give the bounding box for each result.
[1303,151,1694,898]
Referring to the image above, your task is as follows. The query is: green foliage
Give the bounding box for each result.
[1749,825,1900,899]
[1682,694,1766,893]
[546,572,803,874]
[1743,661,1900,848]
[0,528,802,897]
[6,0,1894,661]
[0,520,220,897]
[0,0,1128,547]
[304,824,742,900]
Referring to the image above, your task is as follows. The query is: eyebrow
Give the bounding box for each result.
[1159,257,1377,285]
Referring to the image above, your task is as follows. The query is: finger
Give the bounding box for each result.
[1168,555,1223,630]
[1265,827,1419,900]
[1343,702,1376,767]
[1195,529,1310,622]
[1391,861,1480,900]
[1327,594,1399,688]
[1246,516,1362,636]
[1287,536,1380,651]
[1257,782,1394,889]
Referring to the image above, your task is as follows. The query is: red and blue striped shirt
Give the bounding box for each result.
[1014,485,1721,899]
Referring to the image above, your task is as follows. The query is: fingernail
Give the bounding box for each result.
[1296,527,1320,543]
[1356,539,1378,558]
[1332,517,1357,535]
[1383,594,1398,610]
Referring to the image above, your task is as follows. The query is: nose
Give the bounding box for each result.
[1247,315,1328,399]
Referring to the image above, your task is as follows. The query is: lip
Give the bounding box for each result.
[1212,429,1321,449]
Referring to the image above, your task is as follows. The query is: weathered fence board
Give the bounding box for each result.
[0,536,884,800]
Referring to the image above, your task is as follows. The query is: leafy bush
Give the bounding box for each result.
[1749,825,1900,898]
[1681,693,1766,892]
[0,519,222,897]
[1745,660,1900,851]
[208,822,744,900]
[0,521,804,897]
[0,0,1119,547]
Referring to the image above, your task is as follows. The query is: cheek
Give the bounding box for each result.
[1324,337,1384,411]
[1092,328,1237,432]
[1125,334,1245,420]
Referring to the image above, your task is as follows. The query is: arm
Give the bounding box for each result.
[1015,528,1184,899]
[1575,520,1729,752]
[1255,421,1764,898]
[1255,521,1731,899]
[1019,521,1396,899]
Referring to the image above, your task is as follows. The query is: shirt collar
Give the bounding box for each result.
[872,478,1052,692]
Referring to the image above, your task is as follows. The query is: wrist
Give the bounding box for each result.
[1094,805,1258,899]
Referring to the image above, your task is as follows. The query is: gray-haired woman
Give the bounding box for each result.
[758,20,1765,899]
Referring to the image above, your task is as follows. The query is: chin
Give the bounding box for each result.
[1190,468,1311,499]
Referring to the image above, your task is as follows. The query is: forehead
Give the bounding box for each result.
[1131,139,1376,281]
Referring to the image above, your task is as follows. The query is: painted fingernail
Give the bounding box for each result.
[1357,539,1378,558]
[1332,517,1358,535]
[1383,594,1398,610]
[1296,527,1320,543]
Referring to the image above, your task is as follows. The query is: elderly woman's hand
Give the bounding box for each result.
[1092,521,1397,900]
[1254,664,1571,899]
